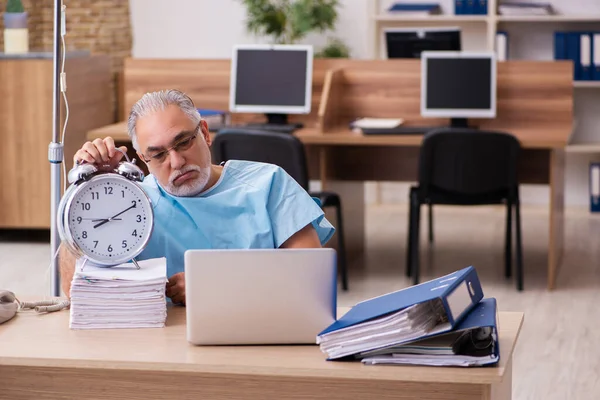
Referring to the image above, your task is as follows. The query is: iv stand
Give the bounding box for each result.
[49,0,63,297]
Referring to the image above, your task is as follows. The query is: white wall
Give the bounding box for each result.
[129,0,600,208]
[129,0,371,59]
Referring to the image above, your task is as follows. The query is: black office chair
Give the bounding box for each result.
[211,128,349,291]
[406,128,523,290]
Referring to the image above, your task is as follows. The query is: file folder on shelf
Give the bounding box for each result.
[316,266,483,360]
[465,0,475,14]
[594,34,600,81]
[591,163,600,213]
[361,298,500,367]
[387,3,441,15]
[455,0,465,15]
[496,31,508,61]
[567,32,581,81]
[580,33,592,81]
[475,0,487,15]
[553,31,567,60]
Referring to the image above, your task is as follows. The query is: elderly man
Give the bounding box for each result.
[59,89,335,305]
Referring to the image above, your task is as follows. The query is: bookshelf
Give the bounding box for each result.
[370,0,600,58]
[497,15,600,22]
[369,0,600,208]
[574,81,600,88]
[370,0,499,56]
[374,14,489,22]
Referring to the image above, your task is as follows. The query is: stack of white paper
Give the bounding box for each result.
[317,300,450,360]
[350,118,404,130]
[69,257,168,330]
[359,330,498,366]
[362,353,498,367]
[357,299,500,367]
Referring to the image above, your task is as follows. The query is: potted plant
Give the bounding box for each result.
[315,37,350,58]
[240,0,350,57]
[4,0,29,54]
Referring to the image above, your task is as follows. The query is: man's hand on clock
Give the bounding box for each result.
[74,137,128,171]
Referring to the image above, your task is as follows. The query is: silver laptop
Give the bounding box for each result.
[184,248,337,345]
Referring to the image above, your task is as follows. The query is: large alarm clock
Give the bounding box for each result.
[58,155,154,268]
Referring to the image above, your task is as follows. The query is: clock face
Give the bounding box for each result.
[65,174,153,265]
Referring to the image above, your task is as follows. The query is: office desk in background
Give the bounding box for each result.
[86,58,573,290]
[0,305,524,400]
[88,122,568,291]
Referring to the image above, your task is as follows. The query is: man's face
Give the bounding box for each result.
[135,105,213,196]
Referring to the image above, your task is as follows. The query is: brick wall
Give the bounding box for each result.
[0,0,132,120]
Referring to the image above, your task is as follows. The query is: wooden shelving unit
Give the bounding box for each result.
[573,81,600,88]
[567,144,600,153]
[371,0,497,54]
[497,15,600,22]
[371,0,600,57]
[374,14,488,22]
[370,0,600,154]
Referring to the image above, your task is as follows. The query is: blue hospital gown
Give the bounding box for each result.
[136,160,335,277]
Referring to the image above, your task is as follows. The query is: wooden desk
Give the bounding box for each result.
[88,123,565,150]
[0,305,524,400]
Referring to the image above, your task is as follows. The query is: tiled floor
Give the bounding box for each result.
[3,203,600,399]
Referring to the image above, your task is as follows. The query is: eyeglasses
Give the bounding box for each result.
[142,124,200,164]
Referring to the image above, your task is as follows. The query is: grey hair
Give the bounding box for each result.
[127,89,201,151]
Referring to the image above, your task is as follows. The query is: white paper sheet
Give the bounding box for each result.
[69,257,168,330]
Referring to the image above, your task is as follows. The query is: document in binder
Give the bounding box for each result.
[361,298,499,367]
[316,266,483,360]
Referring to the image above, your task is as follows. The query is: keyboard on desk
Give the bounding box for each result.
[361,126,444,135]
[242,123,302,134]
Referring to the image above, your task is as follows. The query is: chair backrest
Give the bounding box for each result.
[418,128,521,198]
[211,129,310,190]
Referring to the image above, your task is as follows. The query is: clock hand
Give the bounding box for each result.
[93,203,137,229]
[90,218,122,222]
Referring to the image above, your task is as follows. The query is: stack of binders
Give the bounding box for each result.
[69,257,168,330]
[317,266,500,367]
[554,32,600,81]
[455,0,489,15]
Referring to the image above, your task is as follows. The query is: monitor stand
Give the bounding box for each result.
[450,118,469,128]
[264,113,304,129]
[243,113,304,134]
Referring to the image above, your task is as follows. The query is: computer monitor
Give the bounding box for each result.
[229,44,313,128]
[385,27,461,59]
[421,51,496,128]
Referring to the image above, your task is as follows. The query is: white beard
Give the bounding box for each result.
[165,163,211,197]
[163,134,213,197]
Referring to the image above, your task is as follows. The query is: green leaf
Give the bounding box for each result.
[6,0,25,13]
[241,0,287,43]
[239,0,340,44]
[310,0,339,32]
[315,37,350,58]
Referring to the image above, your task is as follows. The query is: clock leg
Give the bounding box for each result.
[132,259,141,270]
[79,257,89,272]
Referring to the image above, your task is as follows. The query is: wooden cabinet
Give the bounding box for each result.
[0,52,113,229]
